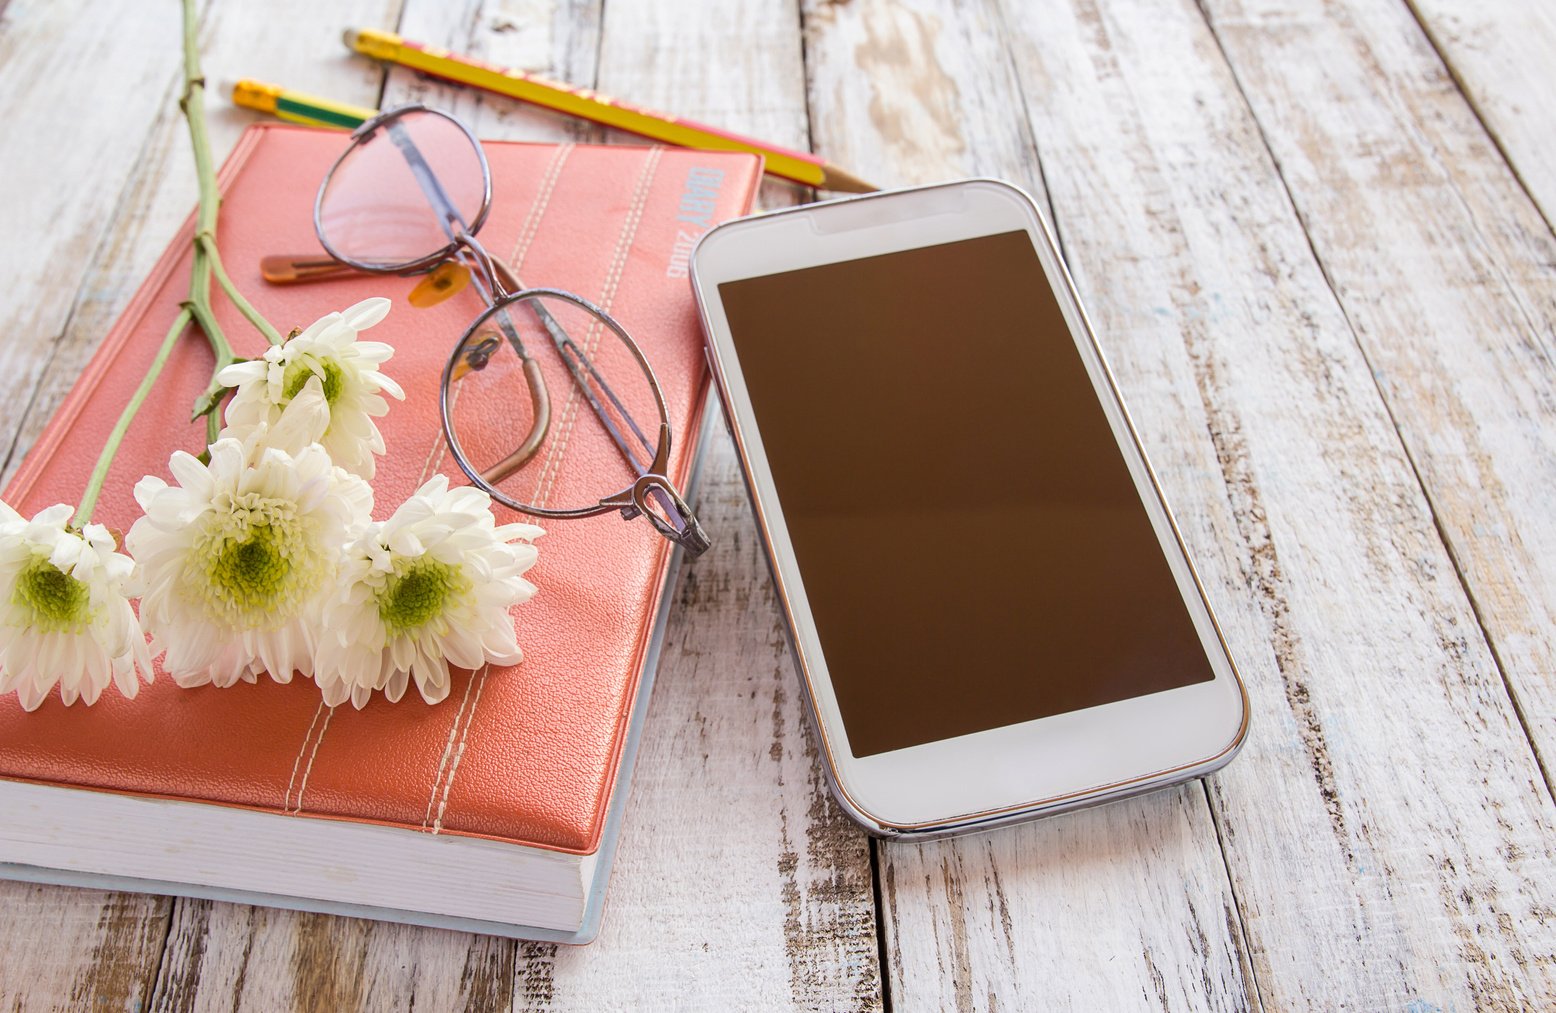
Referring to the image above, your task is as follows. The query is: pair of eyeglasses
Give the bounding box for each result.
[286,104,709,557]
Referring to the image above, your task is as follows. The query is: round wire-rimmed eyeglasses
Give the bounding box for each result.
[310,103,710,557]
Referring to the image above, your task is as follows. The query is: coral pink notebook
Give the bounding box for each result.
[0,124,760,942]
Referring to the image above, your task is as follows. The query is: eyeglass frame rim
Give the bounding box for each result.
[312,103,495,276]
[309,103,708,552]
[439,286,682,523]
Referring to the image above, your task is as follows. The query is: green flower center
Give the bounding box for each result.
[377,558,468,635]
[211,529,291,609]
[183,493,325,630]
[281,356,345,405]
[13,556,92,632]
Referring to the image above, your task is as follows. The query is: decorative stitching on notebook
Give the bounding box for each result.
[417,379,458,485]
[416,379,452,486]
[284,700,326,811]
[430,147,662,835]
[529,146,664,509]
[290,705,335,814]
[422,660,481,829]
[509,144,574,269]
[414,144,574,489]
[430,663,491,834]
[284,145,573,830]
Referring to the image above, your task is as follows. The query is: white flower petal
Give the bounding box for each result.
[215,360,267,388]
[313,481,542,707]
[125,431,368,691]
[219,301,400,478]
[0,502,154,710]
[340,297,391,331]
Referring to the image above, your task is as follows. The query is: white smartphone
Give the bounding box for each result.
[689,180,1248,838]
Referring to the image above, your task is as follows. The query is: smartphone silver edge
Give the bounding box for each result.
[691,178,1249,839]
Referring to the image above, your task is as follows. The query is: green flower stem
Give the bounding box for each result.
[179,0,225,381]
[199,232,284,347]
[74,0,286,526]
[74,307,193,528]
[188,295,238,414]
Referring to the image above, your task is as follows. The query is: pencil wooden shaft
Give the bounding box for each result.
[348,29,873,192]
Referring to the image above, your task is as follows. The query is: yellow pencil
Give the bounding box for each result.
[344,28,877,193]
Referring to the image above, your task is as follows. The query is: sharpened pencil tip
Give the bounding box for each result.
[820,163,879,194]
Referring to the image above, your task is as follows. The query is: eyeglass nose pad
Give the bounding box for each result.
[452,341,552,485]
[407,262,472,308]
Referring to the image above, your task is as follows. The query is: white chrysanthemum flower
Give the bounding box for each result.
[0,501,154,711]
[216,297,403,479]
[127,382,371,688]
[316,476,543,709]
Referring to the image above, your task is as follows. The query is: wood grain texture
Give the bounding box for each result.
[521,0,883,1005]
[141,2,584,1009]
[878,786,1256,1012]
[387,0,603,141]
[0,0,189,482]
[993,0,1556,1007]
[802,1,1257,1009]
[801,0,1046,196]
[1204,0,1556,849]
[150,900,517,1012]
[1404,0,1556,231]
[0,882,169,1012]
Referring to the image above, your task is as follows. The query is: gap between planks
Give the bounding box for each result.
[1189,0,1555,804]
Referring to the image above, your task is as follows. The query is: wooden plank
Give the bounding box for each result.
[385,0,603,140]
[142,2,572,1008]
[0,0,188,481]
[518,0,883,1004]
[0,882,168,1012]
[0,0,401,1008]
[989,0,1556,1007]
[2,0,400,491]
[800,1,1259,1009]
[1404,0,1556,230]
[1204,0,1556,821]
[800,0,1047,197]
[150,900,516,1012]
[0,3,194,1007]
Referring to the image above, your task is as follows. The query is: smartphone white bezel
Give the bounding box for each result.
[690,179,1248,836]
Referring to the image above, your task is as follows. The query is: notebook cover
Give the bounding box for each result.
[0,411,718,944]
[0,123,761,856]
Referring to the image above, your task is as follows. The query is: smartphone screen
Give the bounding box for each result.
[718,229,1215,758]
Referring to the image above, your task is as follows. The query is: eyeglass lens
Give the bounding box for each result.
[447,293,669,519]
[320,107,700,550]
[318,111,486,269]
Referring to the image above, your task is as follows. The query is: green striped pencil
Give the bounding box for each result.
[229,79,374,130]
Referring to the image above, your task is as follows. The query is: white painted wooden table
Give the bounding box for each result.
[2,0,1554,1008]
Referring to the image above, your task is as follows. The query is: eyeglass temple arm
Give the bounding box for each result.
[475,354,551,484]
[533,307,687,530]
[484,254,667,511]
[622,436,710,555]
[261,254,357,285]
[385,119,470,245]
